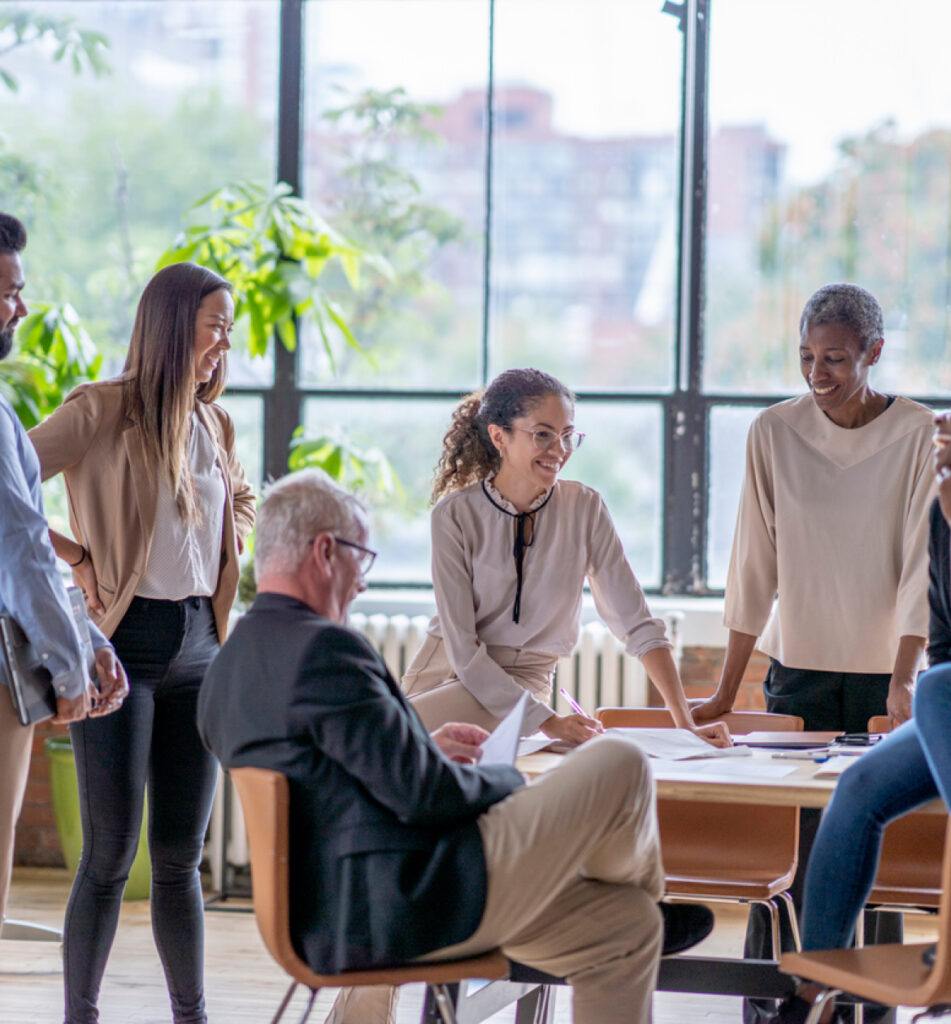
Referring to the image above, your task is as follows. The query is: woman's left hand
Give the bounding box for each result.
[691,721,732,748]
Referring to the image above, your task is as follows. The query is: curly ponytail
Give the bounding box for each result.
[431,368,574,503]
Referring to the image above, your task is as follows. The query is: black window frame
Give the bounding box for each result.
[226,0,945,596]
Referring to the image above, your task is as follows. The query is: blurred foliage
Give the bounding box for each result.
[308,86,469,382]
[0,303,102,427]
[0,7,109,92]
[288,426,403,502]
[157,181,391,366]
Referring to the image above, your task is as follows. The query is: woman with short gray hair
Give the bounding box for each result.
[693,282,934,1024]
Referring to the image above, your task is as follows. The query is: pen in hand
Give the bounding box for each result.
[558,688,604,730]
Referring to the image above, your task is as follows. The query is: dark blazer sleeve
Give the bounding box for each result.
[929,499,951,668]
[293,626,523,827]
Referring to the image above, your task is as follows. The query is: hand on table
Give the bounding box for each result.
[691,721,732,748]
[88,647,128,718]
[688,695,731,725]
[540,712,604,748]
[432,722,489,764]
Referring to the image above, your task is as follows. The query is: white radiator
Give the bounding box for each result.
[207,611,684,883]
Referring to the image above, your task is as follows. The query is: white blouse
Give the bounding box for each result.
[136,414,225,601]
[724,394,934,673]
[427,478,671,733]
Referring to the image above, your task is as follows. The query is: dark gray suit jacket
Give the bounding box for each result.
[197,593,522,972]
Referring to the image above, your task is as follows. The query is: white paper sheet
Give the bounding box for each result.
[608,727,753,761]
[480,692,529,766]
[517,733,557,757]
[813,756,861,779]
[649,758,799,779]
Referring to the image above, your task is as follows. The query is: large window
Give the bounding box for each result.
[8,0,951,593]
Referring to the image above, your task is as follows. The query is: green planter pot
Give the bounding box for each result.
[45,737,151,901]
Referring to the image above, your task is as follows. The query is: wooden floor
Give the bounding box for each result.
[0,869,938,1023]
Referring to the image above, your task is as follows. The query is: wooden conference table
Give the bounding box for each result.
[510,732,946,1010]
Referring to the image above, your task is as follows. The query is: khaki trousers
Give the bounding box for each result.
[401,634,556,732]
[327,736,664,1024]
[0,688,35,924]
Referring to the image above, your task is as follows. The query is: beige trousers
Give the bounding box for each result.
[328,736,665,1024]
[0,688,35,924]
[401,634,556,732]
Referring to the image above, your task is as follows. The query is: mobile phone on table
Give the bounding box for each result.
[835,732,880,746]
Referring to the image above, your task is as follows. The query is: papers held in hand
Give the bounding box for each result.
[609,728,751,761]
[480,692,530,767]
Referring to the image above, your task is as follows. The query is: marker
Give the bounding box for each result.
[559,687,587,717]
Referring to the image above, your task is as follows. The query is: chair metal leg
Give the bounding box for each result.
[431,983,458,1024]
[270,982,299,1024]
[777,891,802,952]
[804,989,841,1024]
[855,908,865,949]
[295,988,318,1024]
[753,899,782,960]
[514,984,555,1024]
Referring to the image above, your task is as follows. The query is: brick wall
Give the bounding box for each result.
[14,644,775,868]
[15,719,70,868]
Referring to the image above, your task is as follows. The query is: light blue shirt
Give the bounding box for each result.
[0,394,109,701]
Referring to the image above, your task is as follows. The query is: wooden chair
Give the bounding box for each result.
[231,767,510,1024]
[866,716,946,912]
[780,817,951,1023]
[596,707,805,958]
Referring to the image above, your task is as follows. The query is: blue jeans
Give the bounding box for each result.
[801,663,951,951]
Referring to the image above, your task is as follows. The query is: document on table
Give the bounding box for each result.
[480,692,529,766]
[813,756,861,779]
[608,727,753,761]
[517,733,557,757]
[650,758,799,779]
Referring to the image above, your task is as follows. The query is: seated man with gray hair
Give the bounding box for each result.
[198,469,712,1024]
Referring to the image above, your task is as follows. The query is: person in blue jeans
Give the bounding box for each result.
[771,414,951,1024]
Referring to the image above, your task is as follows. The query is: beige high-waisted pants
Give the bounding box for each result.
[0,688,35,924]
[401,634,557,732]
[328,738,665,1024]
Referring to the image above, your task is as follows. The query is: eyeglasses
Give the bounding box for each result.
[333,537,378,577]
[511,428,586,453]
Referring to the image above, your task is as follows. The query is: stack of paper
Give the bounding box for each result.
[813,756,860,779]
[608,728,752,761]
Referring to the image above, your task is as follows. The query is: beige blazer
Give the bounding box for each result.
[29,379,255,642]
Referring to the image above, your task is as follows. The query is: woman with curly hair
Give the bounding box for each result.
[403,367,729,748]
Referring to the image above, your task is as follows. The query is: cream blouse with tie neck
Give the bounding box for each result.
[426,477,671,733]
[724,394,935,673]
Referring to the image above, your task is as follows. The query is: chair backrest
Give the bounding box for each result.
[864,716,947,909]
[231,766,316,985]
[596,706,804,734]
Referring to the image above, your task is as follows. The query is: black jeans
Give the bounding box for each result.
[63,597,219,1024]
[743,660,899,1024]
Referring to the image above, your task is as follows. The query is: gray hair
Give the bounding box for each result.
[799,283,884,351]
[254,469,367,581]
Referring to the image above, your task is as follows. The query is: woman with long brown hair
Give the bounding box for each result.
[29,262,255,1024]
[403,367,728,746]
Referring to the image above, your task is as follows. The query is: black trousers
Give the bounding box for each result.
[63,597,219,1024]
[743,660,900,1024]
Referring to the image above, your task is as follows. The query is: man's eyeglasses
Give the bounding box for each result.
[511,428,586,453]
[333,537,378,577]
